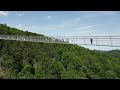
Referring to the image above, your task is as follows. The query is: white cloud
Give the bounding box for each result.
[47,15,57,20]
[59,24,64,28]
[47,16,52,19]
[75,24,97,30]
[73,17,81,25]
[0,11,8,16]
[7,16,98,37]
[13,24,24,30]
[83,11,117,18]
[61,17,81,28]
[32,17,98,36]
[8,24,30,32]
[16,13,24,16]
[17,24,22,27]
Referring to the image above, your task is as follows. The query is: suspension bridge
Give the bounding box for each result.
[0,35,120,47]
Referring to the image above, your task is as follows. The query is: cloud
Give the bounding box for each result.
[75,24,98,30]
[10,24,23,30]
[83,11,117,18]
[7,16,98,36]
[0,11,8,16]
[57,23,99,36]
[58,24,64,29]
[17,24,22,28]
[73,17,81,25]
[61,17,81,28]
[8,24,30,31]
[47,15,57,20]
[16,13,24,16]
[47,16,52,19]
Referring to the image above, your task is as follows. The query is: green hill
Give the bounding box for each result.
[0,23,120,79]
[103,50,120,59]
[93,50,120,59]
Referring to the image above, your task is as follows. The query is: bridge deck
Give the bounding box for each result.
[0,35,120,47]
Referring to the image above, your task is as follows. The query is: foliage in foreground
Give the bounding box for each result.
[0,23,120,79]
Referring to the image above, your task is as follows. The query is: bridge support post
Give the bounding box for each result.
[110,36,113,47]
[96,36,97,46]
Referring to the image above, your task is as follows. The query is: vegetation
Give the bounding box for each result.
[103,50,120,59]
[0,23,120,79]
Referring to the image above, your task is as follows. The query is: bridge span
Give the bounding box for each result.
[0,35,120,47]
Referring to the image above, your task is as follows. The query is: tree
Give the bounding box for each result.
[34,63,46,79]
[61,70,80,79]
[49,61,65,79]
[104,70,119,79]
[17,65,34,79]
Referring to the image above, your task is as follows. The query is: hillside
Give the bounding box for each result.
[0,23,120,79]
[93,50,120,59]
[103,50,120,59]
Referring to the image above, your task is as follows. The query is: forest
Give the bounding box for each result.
[103,50,120,59]
[0,23,120,79]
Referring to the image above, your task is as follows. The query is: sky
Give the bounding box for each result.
[0,11,120,51]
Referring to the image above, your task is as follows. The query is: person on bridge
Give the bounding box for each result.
[90,38,93,45]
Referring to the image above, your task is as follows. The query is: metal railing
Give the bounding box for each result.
[0,35,120,47]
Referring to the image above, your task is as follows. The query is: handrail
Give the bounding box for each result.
[0,35,120,47]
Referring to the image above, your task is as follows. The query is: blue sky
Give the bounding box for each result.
[0,11,120,51]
